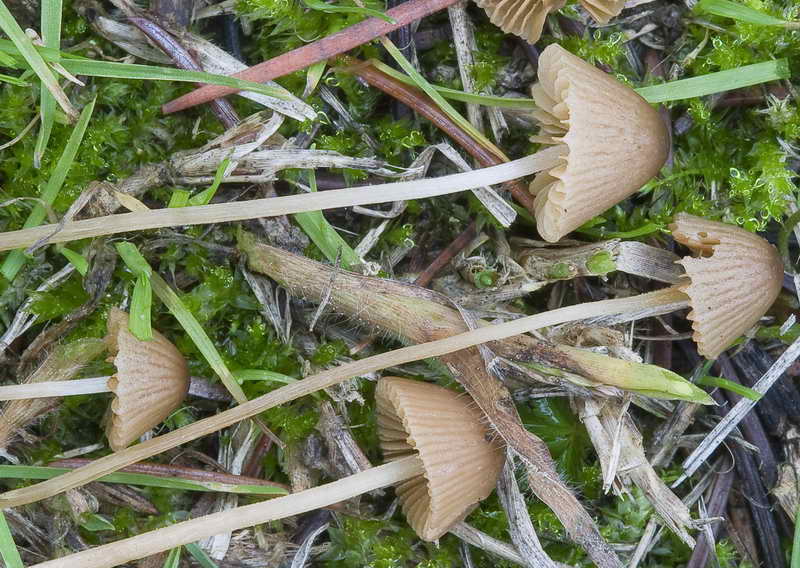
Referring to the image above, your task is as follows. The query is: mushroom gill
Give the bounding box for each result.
[530,44,669,243]
[669,213,784,359]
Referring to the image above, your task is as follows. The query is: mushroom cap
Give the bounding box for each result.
[473,0,624,44]
[670,213,784,359]
[376,377,505,541]
[530,44,669,243]
[104,308,190,450]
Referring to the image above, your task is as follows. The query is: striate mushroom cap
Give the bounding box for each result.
[530,44,669,243]
[377,377,505,541]
[104,308,190,450]
[670,213,784,359]
[473,0,625,44]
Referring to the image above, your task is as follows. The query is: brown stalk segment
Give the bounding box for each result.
[161,0,459,114]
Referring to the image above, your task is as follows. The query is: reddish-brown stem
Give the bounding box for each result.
[161,0,459,114]
[49,458,288,492]
[345,59,536,213]
[414,221,478,287]
[129,16,239,129]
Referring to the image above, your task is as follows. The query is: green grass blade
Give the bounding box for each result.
[163,547,182,568]
[185,543,220,568]
[0,465,287,496]
[60,247,88,276]
[366,60,538,109]
[696,0,797,26]
[293,171,362,270]
[115,243,154,341]
[34,0,62,168]
[1,97,96,282]
[149,270,252,406]
[189,158,230,206]
[0,71,26,85]
[635,59,790,103]
[696,375,762,401]
[58,59,294,100]
[0,511,23,568]
[303,0,395,22]
[379,38,506,159]
[793,505,800,568]
[234,369,297,385]
[0,0,74,118]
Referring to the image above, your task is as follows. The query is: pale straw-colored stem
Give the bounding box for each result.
[31,455,424,568]
[0,377,111,400]
[0,148,562,252]
[0,286,686,508]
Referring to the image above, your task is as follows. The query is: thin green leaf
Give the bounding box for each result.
[293,171,362,270]
[163,548,182,568]
[129,273,154,341]
[79,513,115,532]
[0,465,288,496]
[34,0,62,167]
[696,375,762,401]
[234,369,298,385]
[1,97,96,282]
[0,510,23,568]
[0,71,26,85]
[189,158,229,206]
[696,0,798,26]
[59,59,294,100]
[0,40,298,101]
[303,0,395,22]
[379,38,506,159]
[60,247,88,276]
[115,242,154,341]
[0,0,75,118]
[304,61,327,97]
[793,504,800,568]
[635,59,790,103]
[147,267,252,405]
[366,60,538,109]
[115,242,153,277]
[185,543,220,568]
[168,189,191,208]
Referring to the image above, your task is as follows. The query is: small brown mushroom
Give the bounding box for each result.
[669,213,784,359]
[0,308,189,450]
[377,376,506,540]
[30,378,505,568]
[530,44,669,243]
[103,308,190,450]
[474,0,625,44]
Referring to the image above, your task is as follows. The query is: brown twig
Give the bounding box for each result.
[49,458,289,492]
[128,16,239,129]
[161,0,459,113]
[414,221,478,287]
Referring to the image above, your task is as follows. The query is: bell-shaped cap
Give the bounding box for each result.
[474,0,624,44]
[530,44,669,242]
[104,308,190,450]
[377,377,505,541]
[670,213,784,359]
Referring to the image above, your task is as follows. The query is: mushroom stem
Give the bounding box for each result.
[30,455,424,568]
[0,286,688,509]
[0,148,562,253]
[160,0,461,114]
[0,377,112,400]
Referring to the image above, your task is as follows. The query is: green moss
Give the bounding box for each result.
[586,251,617,275]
